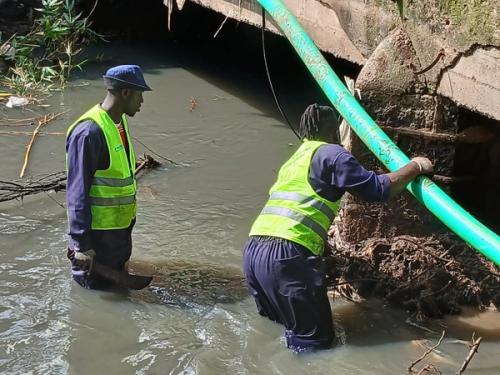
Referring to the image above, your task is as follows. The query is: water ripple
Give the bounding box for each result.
[0,213,41,234]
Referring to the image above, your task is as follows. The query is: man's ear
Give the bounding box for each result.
[120,88,131,98]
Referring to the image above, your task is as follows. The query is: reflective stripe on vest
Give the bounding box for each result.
[269,191,335,222]
[92,176,134,187]
[89,195,136,206]
[259,206,328,242]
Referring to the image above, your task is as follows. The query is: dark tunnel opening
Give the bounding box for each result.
[81,0,360,128]
[84,0,499,234]
[453,108,500,233]
[2,0,496,235]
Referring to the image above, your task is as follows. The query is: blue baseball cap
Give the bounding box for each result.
[103,65,152,91]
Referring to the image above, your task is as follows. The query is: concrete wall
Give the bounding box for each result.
[166,0,500,122]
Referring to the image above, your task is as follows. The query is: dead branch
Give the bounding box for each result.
[398,236,500,278]
[330,278,377,287]
[188,97,198,112]
[412,49,445,75]
[414,339,448,359]
[135,153,161,175]
[0,171,67,202]
[406,318,439,334]
[0,130,63,136]
[416,364,441,375]
[19,111,68,178]
[408,330,446,373]
[0,122,36,127]
[0,115,41,127]
[1,154,161,203]
[457,334,482,375]
[213,15,229,38]
[131,136,179,165]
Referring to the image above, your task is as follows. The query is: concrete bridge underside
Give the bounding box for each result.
[166,0,500,123]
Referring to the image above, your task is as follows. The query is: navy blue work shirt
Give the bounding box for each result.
[308,143,391,202]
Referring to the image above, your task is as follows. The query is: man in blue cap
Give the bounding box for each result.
[65,65,152,289]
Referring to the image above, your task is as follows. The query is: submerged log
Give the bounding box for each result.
[128,259,247,307]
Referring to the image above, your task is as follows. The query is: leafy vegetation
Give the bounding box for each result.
[0,0,101,95]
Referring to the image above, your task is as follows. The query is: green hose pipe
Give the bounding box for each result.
[257,0,500,266]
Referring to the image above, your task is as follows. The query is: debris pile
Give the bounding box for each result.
[328,235,500,319]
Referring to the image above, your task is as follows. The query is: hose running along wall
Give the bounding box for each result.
[257,0,500,266]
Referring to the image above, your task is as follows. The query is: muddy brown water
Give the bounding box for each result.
[0,42,499,374]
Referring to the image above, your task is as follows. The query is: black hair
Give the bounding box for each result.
[298,103,341,142]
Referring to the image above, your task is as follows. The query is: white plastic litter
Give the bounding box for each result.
[5,96,29,108]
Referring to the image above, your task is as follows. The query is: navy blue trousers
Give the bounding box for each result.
[72,226,133,289]
[243,236,334,352]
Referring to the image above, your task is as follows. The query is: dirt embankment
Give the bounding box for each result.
[327,235,500,320]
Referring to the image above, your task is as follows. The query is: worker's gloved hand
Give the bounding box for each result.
[67,249,96,272]
[411,157,434,176]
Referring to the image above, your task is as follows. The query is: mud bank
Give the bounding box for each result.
[328,234,500,319]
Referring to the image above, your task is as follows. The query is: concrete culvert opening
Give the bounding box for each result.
[82,0,499,320]
[453,108,500,234]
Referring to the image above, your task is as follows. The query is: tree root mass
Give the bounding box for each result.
[328,234,500,319]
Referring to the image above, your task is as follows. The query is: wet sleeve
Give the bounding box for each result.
[66,120,106,251]
[332,151,391,202]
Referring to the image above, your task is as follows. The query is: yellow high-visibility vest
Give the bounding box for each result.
[66,105,136,230]
[250,140,340,255]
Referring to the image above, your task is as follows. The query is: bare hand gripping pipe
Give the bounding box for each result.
[257,0,500,266]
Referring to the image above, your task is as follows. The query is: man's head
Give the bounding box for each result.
[298,103,341,143]
[103,65,151,117]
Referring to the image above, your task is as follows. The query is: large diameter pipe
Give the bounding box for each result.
[257,0,500,266]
